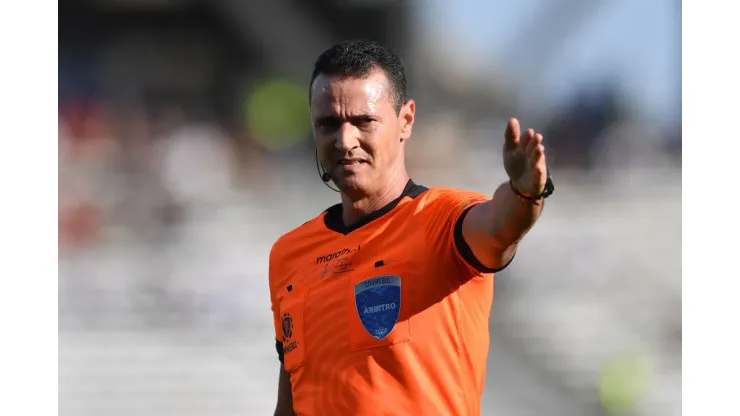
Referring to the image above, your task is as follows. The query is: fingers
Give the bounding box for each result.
[529,134,547,172]
[504,118,521,149]
[520,128,535,152]
[505,119,546,167]
[525,131,541,154]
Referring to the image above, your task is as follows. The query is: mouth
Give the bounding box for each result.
[335,159,368,174]
[338,159,367,166]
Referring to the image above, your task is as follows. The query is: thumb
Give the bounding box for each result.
[504,117,521,150]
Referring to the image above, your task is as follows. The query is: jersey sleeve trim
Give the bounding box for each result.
[453,204,516,273]
[276,338,284,363]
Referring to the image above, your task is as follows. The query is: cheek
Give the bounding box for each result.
[365,132,398,165]
[359,129,382,157]
[313,127,329,143]
[314,136,334,162]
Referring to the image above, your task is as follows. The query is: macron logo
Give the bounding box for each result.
[316,248,352,264]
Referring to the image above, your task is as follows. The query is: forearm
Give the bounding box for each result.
[487,181,544,250]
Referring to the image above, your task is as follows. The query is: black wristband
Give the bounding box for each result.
[510,172,554,205]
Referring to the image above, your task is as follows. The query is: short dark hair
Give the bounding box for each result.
[309,39,407,113]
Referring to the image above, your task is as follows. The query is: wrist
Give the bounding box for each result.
[509,181,543,198]
[509,173,555,205]
[509,181,542,205]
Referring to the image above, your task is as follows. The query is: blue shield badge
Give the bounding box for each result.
[354,275,402,340]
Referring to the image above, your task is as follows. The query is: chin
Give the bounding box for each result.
[334,174,370,195]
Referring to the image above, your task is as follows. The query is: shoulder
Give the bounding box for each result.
[418,187,491,212]
[270,211,327,266]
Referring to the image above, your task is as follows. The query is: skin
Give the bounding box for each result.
[310,70,415,225]
[462,119,546,269]
[274,68,547,415]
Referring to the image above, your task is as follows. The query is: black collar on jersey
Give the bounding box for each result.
[323,179,428,235]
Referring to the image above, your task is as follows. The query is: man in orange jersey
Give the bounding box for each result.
[269,40,554,416]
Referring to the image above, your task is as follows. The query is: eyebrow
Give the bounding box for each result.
[314,114,376,125]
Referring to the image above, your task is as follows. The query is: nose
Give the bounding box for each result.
[334,122,361,153]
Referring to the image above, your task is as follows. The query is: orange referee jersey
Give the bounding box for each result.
[269,180,511,416]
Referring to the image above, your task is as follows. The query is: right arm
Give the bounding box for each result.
[274,365,296,416]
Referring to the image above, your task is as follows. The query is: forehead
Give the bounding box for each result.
[310,71,394,116]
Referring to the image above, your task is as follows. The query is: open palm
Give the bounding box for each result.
[503,118,548,196]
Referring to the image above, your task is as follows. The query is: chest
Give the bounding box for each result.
[276,228,461,372]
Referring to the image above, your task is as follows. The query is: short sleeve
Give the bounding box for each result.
[268,244,284,362]
[423,188,496,281]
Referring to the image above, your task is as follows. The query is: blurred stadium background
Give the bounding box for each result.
[58,0,681,415]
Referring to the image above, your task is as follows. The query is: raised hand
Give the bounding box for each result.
[503,118,547,197]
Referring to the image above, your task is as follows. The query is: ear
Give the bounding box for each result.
[399,99,415,141]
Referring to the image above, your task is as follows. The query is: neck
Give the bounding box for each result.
[340,173,409,226]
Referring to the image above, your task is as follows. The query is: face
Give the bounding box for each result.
[310,70,415,196]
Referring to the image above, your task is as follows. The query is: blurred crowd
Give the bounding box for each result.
[58,1,681,415]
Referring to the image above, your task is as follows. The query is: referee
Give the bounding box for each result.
[269,40,553,416]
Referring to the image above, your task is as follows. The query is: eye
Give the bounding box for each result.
[316,118,340,131]
[353,117,375,129]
